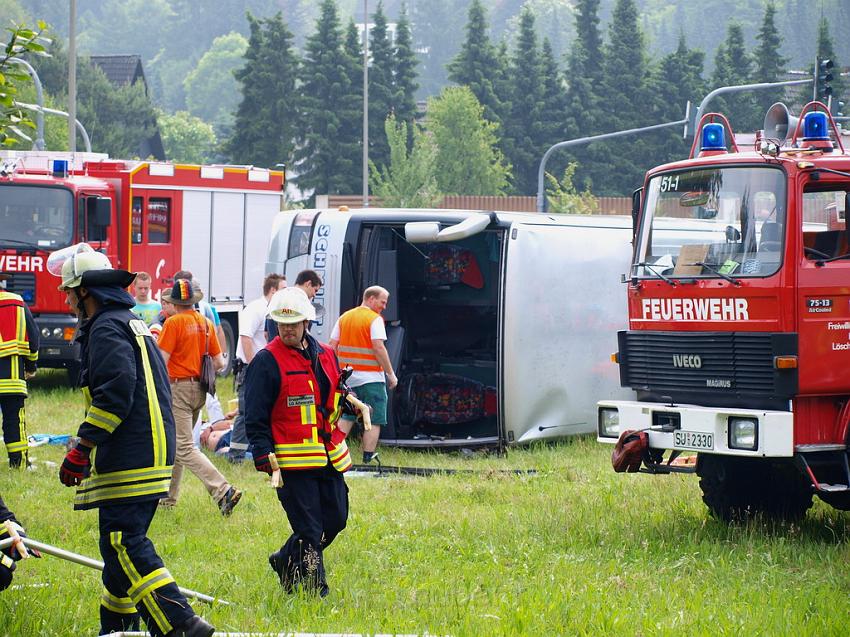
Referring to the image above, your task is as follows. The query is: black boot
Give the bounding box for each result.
[167,615,215,637]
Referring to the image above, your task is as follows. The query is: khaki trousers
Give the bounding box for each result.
[162,380,229,506]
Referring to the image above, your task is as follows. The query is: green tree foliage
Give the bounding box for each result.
[427,86,510,196]
[367,1,394,170]
[76,62,159,157]
[799,18,845,110]
[752,1,787,119]
[370,113,441,208]
[538,39,569,178]
[0,20,49,146]
[158,110,216,164]
[410,0,468,99]
[593,0,653,195]
[546,162,599,214]
[447,0,505,126]
[501,7,544,195]
[183,32,248,137]
[574,0,604,89]
[225,12,299,169]
[710,21,758,133]
[392,4,418,127]
[295,0,360,198]
[338,19,364,195]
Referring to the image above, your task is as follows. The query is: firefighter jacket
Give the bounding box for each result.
[0,291,38,396]
[245,333,351,472]
[336,306,382,373]
[73,290,175,510]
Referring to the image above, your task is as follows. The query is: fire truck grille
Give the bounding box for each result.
[618,331,797,405]
[2,272,35,303]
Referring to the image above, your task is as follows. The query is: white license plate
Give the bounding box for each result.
[673,430,713,450]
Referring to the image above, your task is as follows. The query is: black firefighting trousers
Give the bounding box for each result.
[272,466,349,593]
[98,501,195,636]
[0,396,27,468]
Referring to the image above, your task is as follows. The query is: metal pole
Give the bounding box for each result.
[9,57,44,150]
[0,536,230,606]
[693,78,813,131]
[362,0,369,208]
[536,117,688,213]
[68,0,77,153]
[16,102,92,152]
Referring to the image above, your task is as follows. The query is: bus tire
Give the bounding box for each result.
[218,318,236,377]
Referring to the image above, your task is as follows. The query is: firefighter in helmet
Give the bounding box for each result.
[245,286,352,597]
[49,243,214,637]
[0,271,39,468]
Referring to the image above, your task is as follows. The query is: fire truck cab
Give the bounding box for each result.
[0,151,284,381]
[598,103,850,521]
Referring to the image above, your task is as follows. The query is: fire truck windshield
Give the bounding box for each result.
[636,166,786,280]
[0,184,74,250]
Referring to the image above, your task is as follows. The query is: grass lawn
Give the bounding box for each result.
[0,370,848,636]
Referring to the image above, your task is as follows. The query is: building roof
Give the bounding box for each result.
[90,55,147,90]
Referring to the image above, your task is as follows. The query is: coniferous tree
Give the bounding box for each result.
[753,1,788,120]
[336,20,365,194]
[574,0,604,90]
[392,4,419,128]
[447,0,504,126]
[225,12,299,169]
[711,21,758,133]
[799,18,845,110]
[294,0,359,198]
[538,39,569,181]
[594,0,652,194]
[367,1,395,171]
[502,7,544,195]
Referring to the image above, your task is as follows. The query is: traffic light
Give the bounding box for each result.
[816,57,834,101]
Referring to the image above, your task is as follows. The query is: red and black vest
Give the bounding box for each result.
[266,337,351,472]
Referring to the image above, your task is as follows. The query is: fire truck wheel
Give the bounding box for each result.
[697,455,813,523]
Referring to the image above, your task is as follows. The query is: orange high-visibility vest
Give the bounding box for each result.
[337,306,382,373]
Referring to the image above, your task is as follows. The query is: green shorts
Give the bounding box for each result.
[344,381,388,426]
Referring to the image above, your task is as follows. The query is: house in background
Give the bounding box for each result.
[90,54,166,160]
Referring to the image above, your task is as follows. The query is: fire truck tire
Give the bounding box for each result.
[697,455,813,523]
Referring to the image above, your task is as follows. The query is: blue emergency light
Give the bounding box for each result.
[802,111,829,141]
[700,123,726,151]
[52,159,68,177]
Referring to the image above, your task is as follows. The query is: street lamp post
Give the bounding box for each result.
[68,0,76,153]
[362,0,369,207]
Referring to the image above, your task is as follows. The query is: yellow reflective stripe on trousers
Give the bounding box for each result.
[127,567,175,601]
[136,334,166,467]
[85,405,122,433]
[101,588,137,614]
[110,532,172,634]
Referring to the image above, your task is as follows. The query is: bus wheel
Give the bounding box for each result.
[697,455,813,523]
[218,319,235,377]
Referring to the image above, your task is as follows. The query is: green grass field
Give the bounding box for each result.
[1,371,848,636]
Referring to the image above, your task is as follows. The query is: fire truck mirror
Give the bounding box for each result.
[87,196,112,230]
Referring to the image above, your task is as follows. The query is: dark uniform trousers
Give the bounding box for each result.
[0,396,26,467]
[98,501,194,636]
[274,466,349,592]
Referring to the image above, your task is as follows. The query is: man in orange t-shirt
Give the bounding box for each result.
[157,279,242,516]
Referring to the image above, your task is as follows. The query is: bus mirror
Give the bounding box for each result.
[436,214,491,242]
[87,196,112,228]
[405,221,441,243]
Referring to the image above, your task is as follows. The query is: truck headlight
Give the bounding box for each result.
[728,417,758,450]
[598,408,620,438]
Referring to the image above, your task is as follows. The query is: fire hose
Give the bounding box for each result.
[0,534,230,605]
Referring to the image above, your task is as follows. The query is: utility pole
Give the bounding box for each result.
[362,0,369,207]
[68,0,76,153]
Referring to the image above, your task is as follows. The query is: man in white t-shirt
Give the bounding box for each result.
[329,285,397,465]
[227,273,285,462]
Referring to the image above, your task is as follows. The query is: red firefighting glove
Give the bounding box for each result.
[0,554,15,591]
[59,445,91,487]
[253,452,273,475]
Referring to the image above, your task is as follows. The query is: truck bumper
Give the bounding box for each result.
[34,315,79,369]
[596,400,794,458]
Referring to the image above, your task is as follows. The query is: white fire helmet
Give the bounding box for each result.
[47,243,113,291]
[268,287,316,324]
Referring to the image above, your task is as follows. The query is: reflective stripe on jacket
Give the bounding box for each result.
[73,310,175,510]
[266,337,351,473]
[0,291,38,395]
[336,306,381,373]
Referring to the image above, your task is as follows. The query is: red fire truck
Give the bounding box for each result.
[597,101,850,521]
[0,150,284,380]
